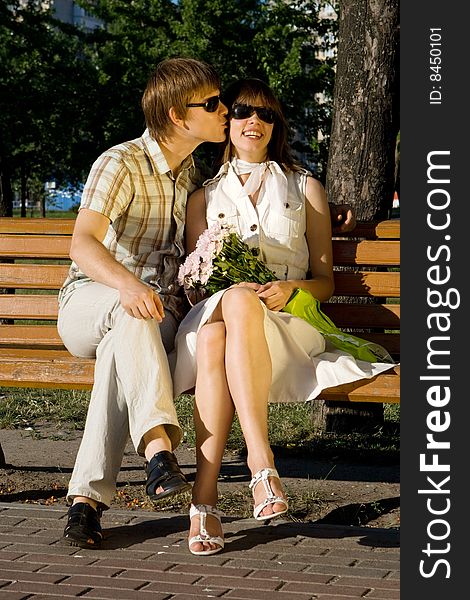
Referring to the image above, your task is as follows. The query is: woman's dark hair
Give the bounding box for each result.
[218,78,301,172]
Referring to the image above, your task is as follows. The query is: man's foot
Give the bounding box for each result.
[145,450,191,501]
[63,502,103,549]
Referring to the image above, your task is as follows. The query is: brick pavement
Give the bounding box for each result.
[0,501,399,599]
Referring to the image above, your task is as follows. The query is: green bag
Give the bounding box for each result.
[282,288,394,364]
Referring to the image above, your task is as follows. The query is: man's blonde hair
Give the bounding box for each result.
[142,57,220,142]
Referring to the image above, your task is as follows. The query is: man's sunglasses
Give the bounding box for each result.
[230,103,276,124]
[186,95,220,113]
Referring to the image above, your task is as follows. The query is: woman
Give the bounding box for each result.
[174,78,393,555]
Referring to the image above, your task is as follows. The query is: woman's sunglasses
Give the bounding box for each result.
[186,95,220,113]
[230,103,276,124]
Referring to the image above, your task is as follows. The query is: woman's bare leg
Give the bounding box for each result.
[221,287,286,516]
[190,321,234,553]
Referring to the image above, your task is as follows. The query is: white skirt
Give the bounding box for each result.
[172,289,395,403]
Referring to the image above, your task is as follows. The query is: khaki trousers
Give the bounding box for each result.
[57,282,181,508]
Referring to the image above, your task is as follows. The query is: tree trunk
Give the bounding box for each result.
[315,0,399,433]
[20,166,27,218]
[0,156,13,217]
[326,0,399,219]
[0,157,13,330]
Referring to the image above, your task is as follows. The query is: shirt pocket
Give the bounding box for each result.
[207,205,240,231]
[264,200,303,238]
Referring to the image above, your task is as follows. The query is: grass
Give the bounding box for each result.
[0,387,400,461]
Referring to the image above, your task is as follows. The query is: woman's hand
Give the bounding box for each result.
[256,281,294,311]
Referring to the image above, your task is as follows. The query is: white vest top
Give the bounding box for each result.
[203,160,310,281]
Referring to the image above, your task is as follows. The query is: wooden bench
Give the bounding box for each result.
[0,217,400,462]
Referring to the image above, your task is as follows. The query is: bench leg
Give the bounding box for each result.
[0,443,5,468]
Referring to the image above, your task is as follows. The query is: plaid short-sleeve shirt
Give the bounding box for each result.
[59,130,200,322]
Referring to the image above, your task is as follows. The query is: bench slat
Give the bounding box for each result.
[0,237,400,265]
[0,348,94,389]
[0,235,71,258]
[355,333,399,357]
[333,240,400,266]
[0,295,59,319]
[318,366,400,403]
[321,303,400,329]
[0,218,399,240]
[332,271,400,297]
[0,325,64,347]
[0,218,75,235]
[0,325,399,356]
[0,264,69,289]
[338,220,400,240]
[0,347,399,401]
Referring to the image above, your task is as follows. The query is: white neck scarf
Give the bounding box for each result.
[230,157,288,210]
[231,157,269,197]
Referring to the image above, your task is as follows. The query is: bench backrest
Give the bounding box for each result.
[324,220,400,361]
[0,217,400,360]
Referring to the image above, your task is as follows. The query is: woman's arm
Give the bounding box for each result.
[257,176,334,310]
[185,187,208,253]
[302,176,335,300]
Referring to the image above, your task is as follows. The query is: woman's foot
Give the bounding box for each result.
[188,504,224,555]
[249,468,288,521]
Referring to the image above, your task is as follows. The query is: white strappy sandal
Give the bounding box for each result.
[188,503,225,556]
[249,468,289,522]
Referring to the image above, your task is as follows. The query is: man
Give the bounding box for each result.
[57,57,228,549]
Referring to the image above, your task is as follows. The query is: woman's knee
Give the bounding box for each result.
[196,322,226,365]
[222,287,263,321]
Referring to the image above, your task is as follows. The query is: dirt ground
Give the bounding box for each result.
[0,423,399,529]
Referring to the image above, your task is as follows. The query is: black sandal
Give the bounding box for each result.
[145,450,191,501]
[63,502,103,549]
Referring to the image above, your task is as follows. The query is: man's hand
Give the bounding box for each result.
[119,280,165,321]
[329,203,356,234]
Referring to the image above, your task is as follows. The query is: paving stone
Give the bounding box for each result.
[0,502,400,599]
[81,590,169,599]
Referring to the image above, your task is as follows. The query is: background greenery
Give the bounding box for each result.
[0,387,400,461]
[1,0,338,214]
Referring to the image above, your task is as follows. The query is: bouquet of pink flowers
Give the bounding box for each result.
[177,221,276,297]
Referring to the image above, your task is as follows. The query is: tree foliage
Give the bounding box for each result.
[1,0,338,215]
[0,1,103,214]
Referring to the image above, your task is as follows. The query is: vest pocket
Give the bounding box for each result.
[265,201,302,237]
[207,206,240,231]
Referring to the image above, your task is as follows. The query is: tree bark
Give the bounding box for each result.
[315,0,399,433]
[326,0,399,219]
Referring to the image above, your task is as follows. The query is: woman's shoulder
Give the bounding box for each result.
[202,162,230,188]
[282,164,317,188]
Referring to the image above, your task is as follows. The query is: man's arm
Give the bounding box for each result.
[70,208,165,321]
[328,202,356,234]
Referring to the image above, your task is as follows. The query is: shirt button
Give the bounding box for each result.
[218,213,225,218]
[250,224,257,231]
